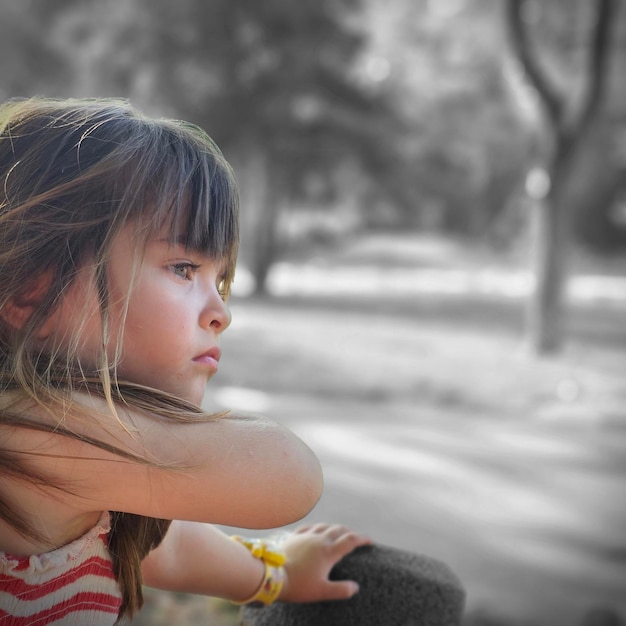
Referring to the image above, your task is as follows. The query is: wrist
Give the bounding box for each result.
[231,553,266,604]
[230,536,286,606]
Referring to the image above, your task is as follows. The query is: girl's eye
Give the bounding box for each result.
[170,263,200,280]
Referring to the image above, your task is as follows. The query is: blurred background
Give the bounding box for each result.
[2,0,625,624]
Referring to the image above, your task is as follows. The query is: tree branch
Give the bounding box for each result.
[576,0,616,134]
[505,0,564,129]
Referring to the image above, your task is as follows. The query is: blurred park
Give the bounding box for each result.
[2,0,625,624]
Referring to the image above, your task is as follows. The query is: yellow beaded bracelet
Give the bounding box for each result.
[231,536,287,606]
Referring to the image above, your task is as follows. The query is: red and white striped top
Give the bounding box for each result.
[0,512,122,626]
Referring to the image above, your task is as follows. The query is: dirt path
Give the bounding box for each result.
[209,295,626,626]
[271,396,626,626]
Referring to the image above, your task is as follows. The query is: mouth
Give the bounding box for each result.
[192,347,221,370]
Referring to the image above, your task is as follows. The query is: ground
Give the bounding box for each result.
[131,233,626,626]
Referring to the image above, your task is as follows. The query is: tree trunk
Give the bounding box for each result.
[505,0,616,353]
[234,146,280,296]
[250,187,281,297]
[527,153,569,352]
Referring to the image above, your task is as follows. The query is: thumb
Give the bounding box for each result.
[323,579,360,601]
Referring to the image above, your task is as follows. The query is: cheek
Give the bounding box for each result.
[123,294,191,353]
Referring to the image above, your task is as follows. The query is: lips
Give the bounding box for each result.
[193,347,221,369]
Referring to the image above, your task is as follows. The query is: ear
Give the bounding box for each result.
[1,294,61,340]
[0,273,55,336]
[0,295,36,330]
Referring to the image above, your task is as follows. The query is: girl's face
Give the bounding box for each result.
[45,222,232,405]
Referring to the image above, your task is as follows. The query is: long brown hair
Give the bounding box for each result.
[0,97,239,620]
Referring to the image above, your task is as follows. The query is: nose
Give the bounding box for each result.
[199,288,232,333]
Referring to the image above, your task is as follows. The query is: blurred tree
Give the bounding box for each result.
[3,0,401,294]
[354,0,533,236]
[0,0,79,99]
[5,0,624,304]
[568,123,626,252]
[91,0,402,294]
[170,0,402,294]
[505,0,618,353]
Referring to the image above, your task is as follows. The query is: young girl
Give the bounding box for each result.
[0,98,371,625]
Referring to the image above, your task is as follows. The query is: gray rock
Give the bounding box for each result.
[239,544,465,626]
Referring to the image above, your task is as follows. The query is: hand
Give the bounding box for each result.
[277,523,372,603]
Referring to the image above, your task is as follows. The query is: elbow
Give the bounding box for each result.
[253,418,324,527]
[215,415,324,529]
[284,441,324,523]
[262,431,323,528]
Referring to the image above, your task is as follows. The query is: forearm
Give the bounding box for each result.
[20,397,324,528]
[142,520,373,605]
[141,520,266,602]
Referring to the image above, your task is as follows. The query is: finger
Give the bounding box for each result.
[332,532,373,559]
[294,523,329,535]
[321,524,356,540]
[322,579,360,601]
[293,524,313,534]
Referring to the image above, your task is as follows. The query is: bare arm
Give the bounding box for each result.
[4,398,323,529]
[141,520,372,602]
[141,521,267,601]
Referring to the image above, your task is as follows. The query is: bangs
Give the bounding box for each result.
[129,120,239,284]
[0,98,240,308]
